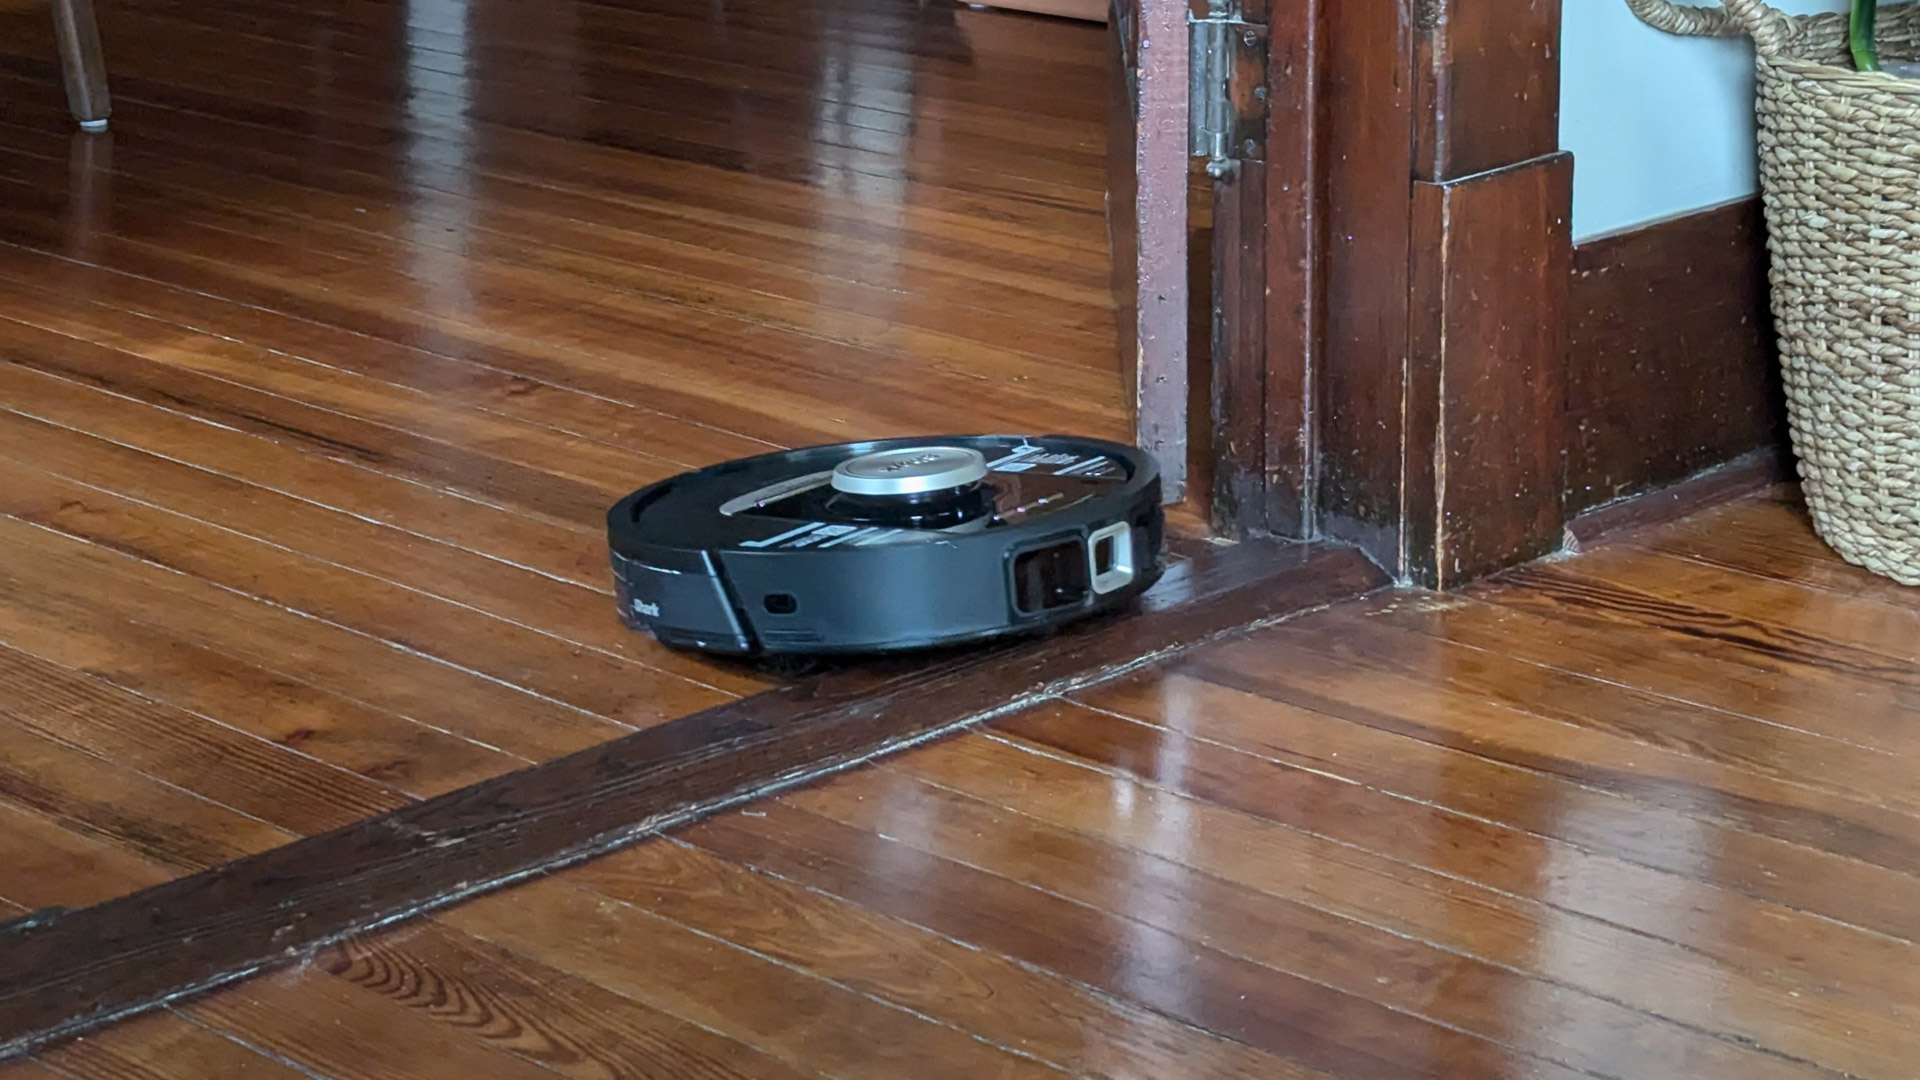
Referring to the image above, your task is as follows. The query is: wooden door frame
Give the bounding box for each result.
[1207,0,1571,588]
[1108,0,1193,503]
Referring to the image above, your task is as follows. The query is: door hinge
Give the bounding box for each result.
[1189,0,1269,178]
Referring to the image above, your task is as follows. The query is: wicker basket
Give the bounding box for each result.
[1629,0,1920,584]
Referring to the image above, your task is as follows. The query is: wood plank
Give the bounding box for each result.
[0,104,1121,382]
[0,540,1387,1058]
[119,0,1103,79]
[0,712,290,874]
[564,834,1316,1080]
[2,5,1100,137]
[1392,575,1920,757]
[0,310,643,527]
[0,802,174,911]
[95,6,1102,150]
[0,68,1110,263]
[1075,665,1920,947]
[435,878,1076,1080]
[35,1010,327,1080]
[874,730,1916,1079]
[0,90,1113,286]
[1570,544,1920,662]
[185,967,587,1080]
[0,235,778,467]
[0,405,636,657]
[560,837,1305,1080]
[0,455,757,709]
[0,150,1118,393]
[0,113,1104,311]
[1631,495,1917,607]
[0,204,1116,448]
[0,360,606,587]
[0,642,404,834]
[0,273,701,489]
[769,763,1826,1080]
[1189,622,1920,883]
[1256,601,1920,808]
[0,576,518,800]
[1487,559,1920,733]
[0,118,1110,304]
[0,48,1112,234]
[695,790,1466,1080]
[995,697,1920,1015]
[0,516,641,761]
[313,921,817,1080]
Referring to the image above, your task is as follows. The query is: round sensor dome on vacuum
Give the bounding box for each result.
[830,446,988,497]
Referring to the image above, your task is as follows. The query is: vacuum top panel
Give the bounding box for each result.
[611,434,1147,558]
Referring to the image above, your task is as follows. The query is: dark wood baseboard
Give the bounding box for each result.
[1564,198,1786,517]
[1564,447,1794,552]
[0,539,1387,1060]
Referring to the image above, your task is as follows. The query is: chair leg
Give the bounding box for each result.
[50,0,110,132]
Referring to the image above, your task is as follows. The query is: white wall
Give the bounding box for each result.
[1560,0,1847,242]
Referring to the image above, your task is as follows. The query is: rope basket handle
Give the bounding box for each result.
[1625,0,1798,55]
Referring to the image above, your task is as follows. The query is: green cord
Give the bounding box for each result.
[1852,0,1881,72]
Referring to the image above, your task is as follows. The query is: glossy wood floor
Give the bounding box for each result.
[0,0,1128,913]
[9,489,1919,1080]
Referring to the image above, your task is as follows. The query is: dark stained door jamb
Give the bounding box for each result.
[1245,0,1571,588]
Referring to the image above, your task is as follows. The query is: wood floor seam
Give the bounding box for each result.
[836,759,1840,1080]
[0,509,677,727]
[0,251,788,483]
[539,876,1087,1080]
[1063,680,1920,950]
[0,458,677,676]
[977,718,1920,1015]
[1406,592,1902,760]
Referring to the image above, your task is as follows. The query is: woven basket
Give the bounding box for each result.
[1629,0,1920,584]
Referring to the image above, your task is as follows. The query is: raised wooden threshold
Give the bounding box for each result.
[0,537,1386,1058]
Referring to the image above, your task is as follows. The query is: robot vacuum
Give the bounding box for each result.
[605,434,1165,656]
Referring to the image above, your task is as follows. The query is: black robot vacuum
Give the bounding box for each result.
[606,434,1165,656]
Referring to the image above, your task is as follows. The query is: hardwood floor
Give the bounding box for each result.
[8,489,1918,1079]
[11,0,1916,1075]
[0,0,1127,916]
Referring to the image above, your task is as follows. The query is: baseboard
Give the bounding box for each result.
[1564,447,1794,552]
[1563,197,1786,517]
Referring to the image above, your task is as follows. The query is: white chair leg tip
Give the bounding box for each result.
[78,119,109,133]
